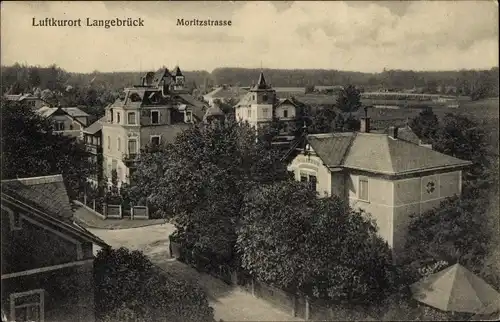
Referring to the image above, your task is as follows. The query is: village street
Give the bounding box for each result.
[88,224,302,322]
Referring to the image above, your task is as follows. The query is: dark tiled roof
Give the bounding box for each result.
[1,175,108,246]
[252,72,270,91]
[307,133,356,167]
[2,175,73,222]
[173,66,183,77]
[203,105,224,120]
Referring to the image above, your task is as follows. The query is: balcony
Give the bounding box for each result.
[122,153,139,166]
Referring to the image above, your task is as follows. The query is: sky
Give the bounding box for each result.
[1,1,498,73]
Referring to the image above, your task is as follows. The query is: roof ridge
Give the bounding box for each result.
[1,174,64,185]
[339,132,357,166]
[385,135,396,173]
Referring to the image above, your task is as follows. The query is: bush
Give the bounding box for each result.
[94,247,214,322]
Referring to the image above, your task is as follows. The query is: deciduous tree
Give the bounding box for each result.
[129,119,289,268]
[1,98,91,199]
[335,84,361,115]
[237,180,406,306]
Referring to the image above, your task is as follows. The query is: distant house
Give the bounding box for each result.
[203,86,249,106]
[37,106,89,138]
[1,174,108,322]
[314,85,344,94]
[284,117,472,254]
[273,87,306,97]
[4,94,48,109]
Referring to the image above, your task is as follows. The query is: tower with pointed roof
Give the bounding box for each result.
[172,66,185,91]
[234,71,276,128]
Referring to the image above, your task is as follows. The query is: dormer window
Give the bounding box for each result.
[129,93,142,102]
[283,109,288,118]
[263,94,268,102]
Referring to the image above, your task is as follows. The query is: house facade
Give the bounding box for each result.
[286,119,472,253]
[83,116,105,185]
[37,106,89,138]
[101,66,208,185]
[1,175,108,322]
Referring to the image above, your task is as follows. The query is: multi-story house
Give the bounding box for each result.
[1,174,107,322]
[285,116,472,254]
[234,71,301,145]
[83,116,106,185]
[101,66,208,185]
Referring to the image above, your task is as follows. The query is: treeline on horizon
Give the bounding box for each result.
[1,63,498,99]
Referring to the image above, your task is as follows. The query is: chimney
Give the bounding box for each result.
[388,126,398,139]
[360,106,371,133]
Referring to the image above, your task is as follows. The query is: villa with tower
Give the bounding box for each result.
[234,71,302,146]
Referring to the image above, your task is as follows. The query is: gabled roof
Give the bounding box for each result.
[152,68,173,87]
[293,132,472,175]
[203,105,224,121]
[275,98,299,108]
[62,107,89,118]
[1,175,107,247]
[83,116,106,135]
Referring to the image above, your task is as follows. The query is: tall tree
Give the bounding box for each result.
[1,98,92,199]
[408,108,439,142]
[129,119,289,268]
[336,85,361,115]
[237,180,407,306]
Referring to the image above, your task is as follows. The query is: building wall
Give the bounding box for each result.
[347,173,394,247]
[1,262,95,322]
[392,170,462,253]
[288,154,332,198]
[275,102,297,120]
[1,211,79,274]
[51,114,83,137]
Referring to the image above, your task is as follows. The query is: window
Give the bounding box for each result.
[282,123,288,132]
[247,109,251,118]
[300,174,308,182]
[128,140,137,154]
[54,121,64,131]
[151,111,159,124]
[263,94,268,102]
[117,137,121,151]
[116,112,121,124]
[309,175,317,191]
[283,109,289,118]
[107,136,111,150]
[151,136,161,146]
[263,108,269,118]
[9,289,44,322]
[109,109,114,122]
[69,124,73,130]
[359,177,369,201]
[184,111,192,123]
[128,112,136,124]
